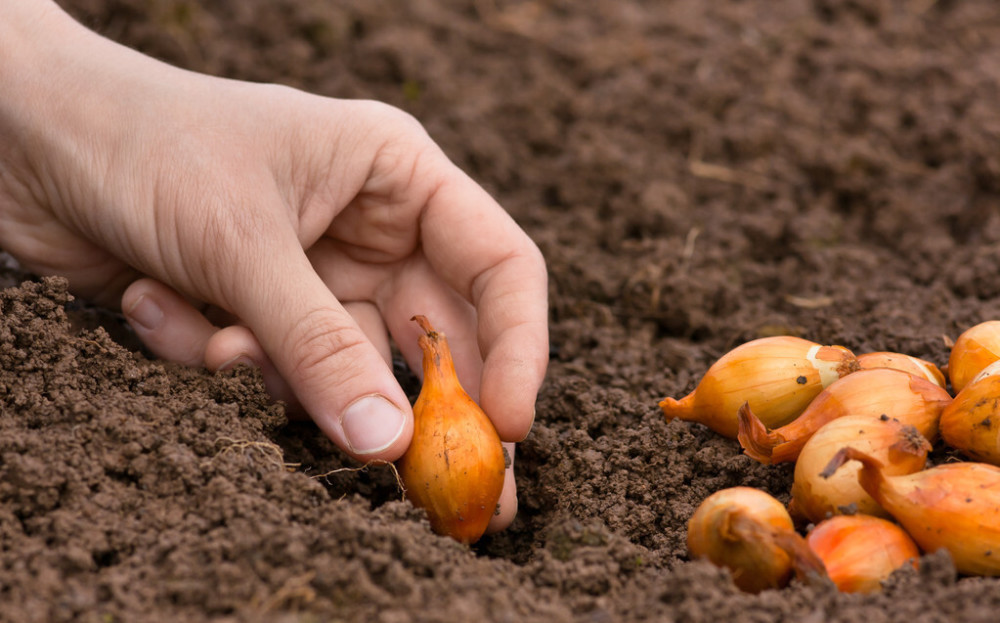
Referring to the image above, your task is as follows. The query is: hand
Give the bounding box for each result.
[0,1,548,532]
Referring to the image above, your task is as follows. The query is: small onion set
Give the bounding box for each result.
[789,414,931,525]
[665,322,1000,592]
[660,336,859,438]
[737,368,948,465]
[397,316,506,545]
[686,487,825,593]
[806,514,920,593]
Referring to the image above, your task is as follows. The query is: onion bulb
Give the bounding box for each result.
[397,316,506,544]
[940,373,1000,465]
[687,486,827,593]
[661,336,859,438]
[806,515,920,593]
[856,351,946,389]
[823,447,1000,576]
[790,415,931,524]
[738,368,949,464]
[948,320,1000,394]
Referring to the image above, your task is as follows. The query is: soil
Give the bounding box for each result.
[4,0,1000,621]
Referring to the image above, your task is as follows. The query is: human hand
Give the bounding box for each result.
[0,1,548,531]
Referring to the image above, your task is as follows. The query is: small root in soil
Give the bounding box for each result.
[311,459,407,499]
[212,436,300,472]
[250,570,317,614]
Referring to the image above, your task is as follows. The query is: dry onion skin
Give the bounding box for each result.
[738,368,949,465]
[970,359,1000,385]
[856,351,946,389]
[940,374,1000,466]
[660,336,859,439]
[948,320,1000,394]
[790,415,931,524]
[687,486,827,593]
[823,447,1000,576]
[397,316,506,544]
[806,515,920,593]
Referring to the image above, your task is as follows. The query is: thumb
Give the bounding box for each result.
[230,248,412,462]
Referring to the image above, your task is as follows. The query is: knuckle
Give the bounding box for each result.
[367,100,424,133]
[284,308,370,382]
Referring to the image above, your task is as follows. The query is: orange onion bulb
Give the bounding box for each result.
[940,373,1000,466]
[738,368,948,464]
[806,515,919,593]
[856,351,946,389]
[687,486,826,593]
[949,320,1000,394]
[661,336,859,439]
[397,316,506,544]
[790,415,931,524]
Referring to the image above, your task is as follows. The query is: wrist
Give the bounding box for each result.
[0,2,92,131]
[0,3,118,207]
[0,2,176,229]
[0,0,181,267]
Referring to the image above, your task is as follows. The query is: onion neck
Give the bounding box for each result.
[420,332,462,394]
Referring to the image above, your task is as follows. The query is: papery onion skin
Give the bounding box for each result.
[949,320,1000,394]
[823,447,1000,576]
[856,351,946,389]
[790,415,931,524]
[661,336,859,439]
[970,360,1000,386]
[940,374,1000,466]
[397,316,506,545]
[738,368,949,464]
[807,515,920,593]
[687,486,827,593]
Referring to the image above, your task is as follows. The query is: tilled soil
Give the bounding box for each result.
[3,1,1000,621]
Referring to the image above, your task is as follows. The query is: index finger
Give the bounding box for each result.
[418,165,549,442]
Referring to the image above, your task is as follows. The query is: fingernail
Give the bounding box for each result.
[126,295,163,331]
[341,395,406,455]
[217,355,255,372]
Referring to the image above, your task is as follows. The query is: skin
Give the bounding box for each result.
[0,0,548,532]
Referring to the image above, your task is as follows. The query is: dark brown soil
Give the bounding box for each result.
[4,1,1000,621]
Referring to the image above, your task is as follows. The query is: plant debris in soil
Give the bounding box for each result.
[3,0,1000,621]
